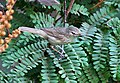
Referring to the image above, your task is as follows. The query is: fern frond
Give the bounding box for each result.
[107,17,120,48]
[92,30,108,71]
[52,5,61,11]
[80,22,97,43]
[83,65,99,83]
[11,12,33,29]
[108,18,120,80]
[59,58,77,83]
[65,43,88,67]
[47,48,77,83]
[70,3,89,16]
[7,76,31,83]
[107,17,120,28]
[41,58,58,83]
[64,43,88,82]
[77,71,89,83]
[116,65,120,81]
[0,70,9,83]
[109,35,120,80]
[1,0,120,82]
[2,40,47,77]
[30,12,54,28]
[88,7,113,26]
[105,0,120,7]
[97,67,111,83]
[16,32,42,47]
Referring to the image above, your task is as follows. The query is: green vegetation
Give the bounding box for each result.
[0,0,120,82]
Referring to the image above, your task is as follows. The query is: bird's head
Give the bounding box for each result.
[66,27,81,37]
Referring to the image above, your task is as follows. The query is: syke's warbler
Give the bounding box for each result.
[18,26,81,45]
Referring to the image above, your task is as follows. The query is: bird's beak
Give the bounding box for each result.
[77,33,81,36]
[78,31,82,36]
[79,33,81,36]
[75,33,81,37]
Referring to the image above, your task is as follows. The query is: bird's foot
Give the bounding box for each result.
[50,45,66,60]
[59,52,65,60]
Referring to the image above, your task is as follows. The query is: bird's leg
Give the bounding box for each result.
[50,45,65,59]
[56,45,65,55]
[56,45,66,60]
[50,45,61,54]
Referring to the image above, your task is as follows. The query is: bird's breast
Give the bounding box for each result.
[47,35,73,45]
[47,36,63,45]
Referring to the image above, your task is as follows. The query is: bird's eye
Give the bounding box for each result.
[71,31,76,35]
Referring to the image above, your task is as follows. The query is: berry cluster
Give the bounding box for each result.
[0,0,21,53]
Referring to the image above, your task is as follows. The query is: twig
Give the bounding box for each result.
[90,0,104,10]
[54,0,75,25]
[6,0,17,35]
[50,46,62,55]
[6,0,17,7]
[66,0,75,18]
[64,0,66,27]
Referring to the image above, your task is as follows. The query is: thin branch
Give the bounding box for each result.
[54,0,75,25]
[66,0,75,17]
[90,0,104,10]
[64,0,66,27]
[6,0,17,35]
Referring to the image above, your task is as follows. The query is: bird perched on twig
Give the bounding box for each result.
[18,27,81,45]
[18,26,81,59]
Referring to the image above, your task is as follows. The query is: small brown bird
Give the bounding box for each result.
[18,27,81,45]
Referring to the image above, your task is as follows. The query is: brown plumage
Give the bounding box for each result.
[18,27,80,45]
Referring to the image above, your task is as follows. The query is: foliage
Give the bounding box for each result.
[0,0,120,83]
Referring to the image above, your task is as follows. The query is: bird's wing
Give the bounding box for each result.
[41,28,67,40]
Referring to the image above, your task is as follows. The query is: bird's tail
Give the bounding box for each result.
[18,27,40,34]
[18,27,47,38]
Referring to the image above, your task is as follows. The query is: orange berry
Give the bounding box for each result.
[12,30,16,34]
[18,30,21,34]
[0,18,5,23]
[0,47,5,53]
[0,11,3,15]
[2,15,6,19]
[0,31,6,36]
[5,37,11,43]
[7,15,13,20]
[4,20,9,25]
[7,5,12,10]
[15,29,18,32]
[0,25,5,29]
[6,11,10,16]
[0,15,6,22]
[6,23,11,28]
[8,0,12,3]
[0,49,2,53]
[0,11,3,18]
[11,0,15,5]
[8,34,13,38]
[12,34,18,38]
[0,39,4,44]
[15,29,21,34]
[9,9,14,14]
[8,0,15,5]
[4,44,9,48]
